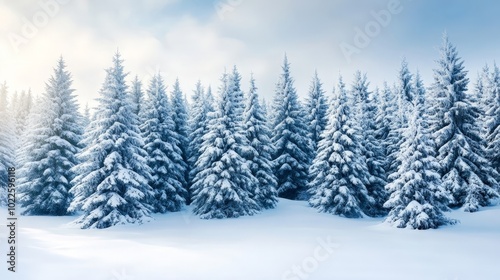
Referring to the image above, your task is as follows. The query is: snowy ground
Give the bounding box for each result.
[0,199,499,280]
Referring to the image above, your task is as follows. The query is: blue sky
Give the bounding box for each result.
[1,0,500,107]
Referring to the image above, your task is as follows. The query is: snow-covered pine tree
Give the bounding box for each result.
[17,58,83,215]
[351,72,387,215]
[188,81,215,189]
[271,55,313,200]
[384,76,455,230]
[308,76,374,218]
[386,60,414,179]
[191,70,259,219]
[485,64,500,174]
[243,75,278,209]
[13,89,33,151]
[429,36,499,212]
[376,83,397,172]
[140,73,186,213]
[170,78,190,201]
[0,82,15,206]
[131,75,144,118]
[69,53,154,228]
[304,70,328,153]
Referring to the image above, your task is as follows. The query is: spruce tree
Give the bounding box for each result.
[429,36,499,212]
[304,70,328,153]
[18,58,83,215]
[385,80,455,229]
[485,64,500,173]
[351,72,387,215]
[131,75,144,118]
[170,78,190,200]
[271,56,313,200]
[243,75,278,209]
[191,70,259,219]
[140,73,187,213]
[308,77,374,218]
[0,82,15,206]
[69,53,154,228]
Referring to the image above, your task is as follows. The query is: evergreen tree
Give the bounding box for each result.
[304,70,328,153]
[243,75,278,209]
[485,64,500,173]
[351,72,387,215]
[140,73,187,213]
[191,70,260,219]
[386,61,414,178]
[170,78,190,200]
[69,53,154,228]
[131,75,144,118]
[13,89,33,151]
[0,82,15,206]
[188,81,215,189]
[429,36,499,212]
[385,80,455,229]
[271,56,313,200]
[308,77,374,218]
[18,58,83,215]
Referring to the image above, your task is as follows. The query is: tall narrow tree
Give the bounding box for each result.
[18,58,83,215]
[429,36,499,212]
[171,78,191,200]
[385,78,455,229]
[304,70,328,153]
[191,70,259,218]
[0,82,15,206]
[309,77,374,218]
[141,73,187,213]
[271,56,313,200]
[69,53,154,228]
[243,75,278,209]
[351,72,387,215]
[485,64,500,174]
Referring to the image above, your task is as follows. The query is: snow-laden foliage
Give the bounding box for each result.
[304,70,328,153]
[428,36,499,212]
[188,81,215,188]
[385,78,455,229]
[130,75,144,119]
[308,77,375,218]
[140,73,187,213]
[351,72,387,215]
[0,82,15,206]
[271,56,313,200]
[484,65,500,174]
[69,53,154,228]
[170,78,191,201]
[18,58,83,215]
[191,69,260,219]
[243,75,278,209]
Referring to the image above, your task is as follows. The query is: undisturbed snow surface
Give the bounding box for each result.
[1,199,499,280]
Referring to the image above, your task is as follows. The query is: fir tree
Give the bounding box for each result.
[304,70,328,153]
[170,78,190,200]
[191,70,259,219]
[271,56,313,200]
[131,75,144,118]
[484,64,500,174]
[243,75,278,209]
[385,80,455,229]
[140,73,187,213]
[308,77,374,218]
[69,53,154,228]
[351,72,387,215]
[18,58,83,215]
[429,36,499,212]
[0,82,15,206]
